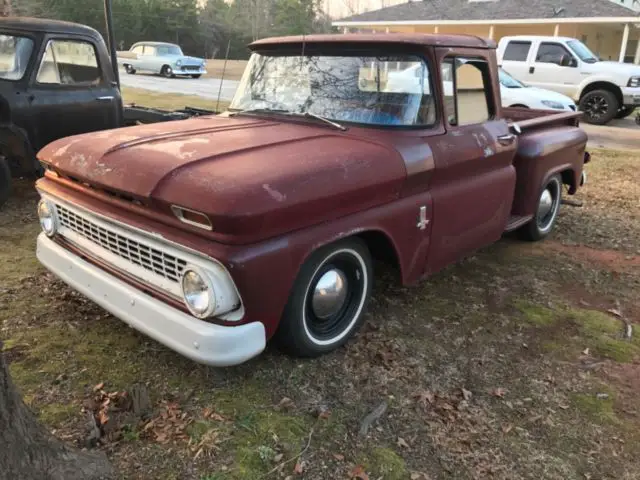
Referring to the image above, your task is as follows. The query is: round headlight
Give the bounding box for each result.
[37,199,58,237]
[181,267,216,318]
[176,59,182,66]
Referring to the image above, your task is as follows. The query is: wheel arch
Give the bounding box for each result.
[0,124,39,177]
[578,81,623,106]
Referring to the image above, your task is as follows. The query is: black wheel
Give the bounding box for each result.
[161,65,174,78]
[275,238,373,357]
[519,174,562,242]
[124,64,136,74]
[579,89,618,125]
[615,106,635,120]
[190,74,202,79]
[0,157,12,208]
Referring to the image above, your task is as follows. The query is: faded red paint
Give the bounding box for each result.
[35,34,589,339]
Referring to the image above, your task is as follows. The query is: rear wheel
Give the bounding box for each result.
[579,89,618,125]
[161,65,174,78]
[519,174,562,242]
[124,64,136,74]
[0,156,12,208]
[275,238,373,357]
[615,106,635,119]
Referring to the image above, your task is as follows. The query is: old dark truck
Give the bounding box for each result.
[0,17,212,206]
[34,34,590,366]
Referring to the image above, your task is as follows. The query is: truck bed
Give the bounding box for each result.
[502,107,582,131]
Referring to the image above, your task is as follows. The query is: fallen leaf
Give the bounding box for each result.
[414,390,435,405]
[411,473,430,480]
[274,453,284,463]
[333,453,345,461]
[97,411,109,425]
[349,465,369,480]
[93,382,105,392]
[210,413,226,422]
[461,388,473,401]
[397,437,409,448]
[492,388,506,398]
[317,408,331,420]
[276,397,295,411]
[502,424,513,434]
[202,407,212,418]
[582,348,590,355]
[293,460,304,474]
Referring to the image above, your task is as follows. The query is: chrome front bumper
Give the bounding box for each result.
[36,234,266,366]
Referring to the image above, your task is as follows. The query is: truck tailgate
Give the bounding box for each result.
[505,108,588,218]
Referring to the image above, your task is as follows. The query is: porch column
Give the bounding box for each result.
[488,25,495,40]
[619,23,630,62]
[634,36,640,64]
[385,27,390,34]
[342,27,349,34]
[434,26,439,34]
[553,24,560,36]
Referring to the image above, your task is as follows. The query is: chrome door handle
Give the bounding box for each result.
[497,133,516,146]
[96,96,114,101]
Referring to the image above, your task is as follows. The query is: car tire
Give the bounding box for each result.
[519,174,562,242]
[615,106,635,120]
[161,65,174,78]
[275,238,373,357]
[190,74,202,79]
[0,157,12,209]
[124,64,136,74]
[579,89,618,125]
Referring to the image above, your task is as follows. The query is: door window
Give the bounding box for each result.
[143,46,156,56]
[503,41,531,62]
[0,35,34,80]
[36,39,100,85]
[441,57,492,126]
[535,43,573,66]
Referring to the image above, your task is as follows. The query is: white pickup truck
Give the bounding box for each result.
[497,35,640,125]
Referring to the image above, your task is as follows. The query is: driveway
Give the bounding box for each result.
[581,117,640,151]
[119,69,240,102]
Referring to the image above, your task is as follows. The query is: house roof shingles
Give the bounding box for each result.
[338,0,639,23]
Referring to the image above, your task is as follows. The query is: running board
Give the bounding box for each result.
[505,214,533,232]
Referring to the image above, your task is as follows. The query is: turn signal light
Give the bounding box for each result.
[171,206,212,231]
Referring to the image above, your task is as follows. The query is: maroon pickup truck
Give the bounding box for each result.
[34,34,590,366]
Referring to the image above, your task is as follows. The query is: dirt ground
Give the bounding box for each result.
[2,148,640,480]
[582,118,640,151]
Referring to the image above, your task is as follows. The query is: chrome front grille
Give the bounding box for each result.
[56,203,187,283]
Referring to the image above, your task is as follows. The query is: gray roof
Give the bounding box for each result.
[338,0,639,23]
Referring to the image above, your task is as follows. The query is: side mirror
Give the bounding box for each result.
[560,54,576,67]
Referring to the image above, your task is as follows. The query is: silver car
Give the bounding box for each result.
[119,41,207,78]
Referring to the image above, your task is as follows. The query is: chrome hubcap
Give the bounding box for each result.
[311,269,348,319]
[538,189,553,219]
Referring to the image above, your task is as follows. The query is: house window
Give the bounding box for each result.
[36,39,100,85]
[441,57,493,126]
[503,41,531,61]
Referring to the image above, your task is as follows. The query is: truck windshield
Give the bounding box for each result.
[230,53,436,127]
[567,40,598,63]
[499,68,526,88]
[0,34,34,80]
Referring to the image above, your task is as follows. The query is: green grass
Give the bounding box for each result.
[358,447,408,480]
[515,300,558,326]
[121,87,229,113]
[571,387,619,425]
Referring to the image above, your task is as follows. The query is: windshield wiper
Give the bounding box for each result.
[227,107,290,117]
[298,111,347,131]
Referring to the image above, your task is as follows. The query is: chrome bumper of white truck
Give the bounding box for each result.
[36,234,266,366]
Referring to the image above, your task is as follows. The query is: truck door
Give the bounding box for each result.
[425,52,518,275]
[498,38,532,81]
[25,36,121,151]
[527,41,582,97]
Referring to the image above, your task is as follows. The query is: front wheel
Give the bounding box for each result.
[161,65,174,78]
[275,238,373,357]
[0,157,12,208]
[124,64,136,74]
[519,174,562,242]
[579,89,618,125]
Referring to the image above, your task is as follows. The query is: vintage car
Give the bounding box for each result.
[35,33,590,367]
[0,17,215,207]
[118,41,207,78]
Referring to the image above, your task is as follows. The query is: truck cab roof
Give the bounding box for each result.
[0,16,101,38]
[250,33,496,51]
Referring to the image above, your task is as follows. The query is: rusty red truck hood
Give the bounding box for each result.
[38,116,406,243]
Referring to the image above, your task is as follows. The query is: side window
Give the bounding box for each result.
[441,57,492,126]
[131,45,143,55]
[536,43,572,65]
[37,39,100,85]
[143,46,156,56]
[503,41,531,62]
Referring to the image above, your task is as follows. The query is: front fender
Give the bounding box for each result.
[576,75,623,99]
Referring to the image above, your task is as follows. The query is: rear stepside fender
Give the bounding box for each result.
[0,123,40,177]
